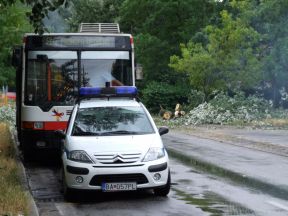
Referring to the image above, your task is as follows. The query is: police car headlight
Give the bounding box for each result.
[67,150,93,163]
[143,148,165,162]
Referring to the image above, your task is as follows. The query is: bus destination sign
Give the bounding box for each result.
[26,35,131,49]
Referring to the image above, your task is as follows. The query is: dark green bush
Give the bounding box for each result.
[184,89,205,111]
[141,81,189,113]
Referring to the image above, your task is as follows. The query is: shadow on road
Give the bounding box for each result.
[66,190,166,204]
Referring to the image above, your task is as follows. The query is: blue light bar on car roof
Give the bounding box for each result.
[79,87,101,96]
[115,86,138,95]
[79,86,138,97]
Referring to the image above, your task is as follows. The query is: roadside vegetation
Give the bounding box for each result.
[177,91,288,127]
[154,90,288,129]
[1,0,288,129]
[0,104,16,124]
[0,104,28,215]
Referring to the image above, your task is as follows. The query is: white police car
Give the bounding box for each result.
[57,86,170,199]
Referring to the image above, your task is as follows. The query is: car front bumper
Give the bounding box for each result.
[63,156,169,191]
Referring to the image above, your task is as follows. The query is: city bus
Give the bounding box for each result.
[12,23,136,160]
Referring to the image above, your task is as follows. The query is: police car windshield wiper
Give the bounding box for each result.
[101,130,140,135]
[73,131,101,136]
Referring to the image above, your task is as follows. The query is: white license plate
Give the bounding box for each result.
[102,182,137,192]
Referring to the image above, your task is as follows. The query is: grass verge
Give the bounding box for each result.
[0,123,28,215]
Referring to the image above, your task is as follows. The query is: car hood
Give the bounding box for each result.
[66,134,163,156]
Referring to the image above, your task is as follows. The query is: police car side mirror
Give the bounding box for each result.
[55,130,66,139]
[158,127,169,136]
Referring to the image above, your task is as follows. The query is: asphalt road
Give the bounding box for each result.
[24,159,207,216]
[22,127,288,216]
[24,158,257,216]
[163,128,288,216]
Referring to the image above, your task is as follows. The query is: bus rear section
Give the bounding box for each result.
[13,24,135,160]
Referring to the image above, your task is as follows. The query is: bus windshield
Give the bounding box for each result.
[25,50,133,109]
[81,51,132,87]
[25,51,78,108]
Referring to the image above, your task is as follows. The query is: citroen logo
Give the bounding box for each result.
[113,154,124,163]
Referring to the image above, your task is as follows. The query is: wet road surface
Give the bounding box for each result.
[175,127,288,157]
[164,131,288,188]
[24,156,288,216]
[22,128,288,216]
[24,160,206,216]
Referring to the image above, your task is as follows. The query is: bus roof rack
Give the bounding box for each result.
[79,23,120,33]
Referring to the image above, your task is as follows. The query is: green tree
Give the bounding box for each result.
[170,9,261,99]
[121,0,216,45]
[134,34,172,82]
[120,0,218,84]
[0,1,32,88]
[170,43,222,99]
[1,0,67,34]
[252,0,288,106]
[66,0,124,32]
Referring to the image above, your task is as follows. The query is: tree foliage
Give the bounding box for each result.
[170,43,221,99]
[252,0,288,106]
[0,1,32,88]
[1,0,288,109]
[0,0,67,34]
[120,0,218,84]
[66,0,124,32]
[170,7,261,99]
[141,81,189,113]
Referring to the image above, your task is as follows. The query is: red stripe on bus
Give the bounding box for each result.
[22,121,68,130]
[44,121,68,130]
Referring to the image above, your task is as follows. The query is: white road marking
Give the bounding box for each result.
[55,203,65,216]
[266,200,288,211]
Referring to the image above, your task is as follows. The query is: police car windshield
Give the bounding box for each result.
[72,106,155,136]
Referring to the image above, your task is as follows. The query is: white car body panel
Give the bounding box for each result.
[62,96,170,192]
[66,134,161,156]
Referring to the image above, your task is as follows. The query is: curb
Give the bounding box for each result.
[10,127,39,216]
[167,148,288,201]
[18,161,39,216]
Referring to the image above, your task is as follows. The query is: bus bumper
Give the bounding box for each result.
[20,129,62,150]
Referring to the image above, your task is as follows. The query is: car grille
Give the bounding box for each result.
[94,153,142,164]
[89,174,149,186]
